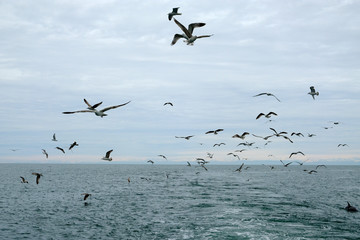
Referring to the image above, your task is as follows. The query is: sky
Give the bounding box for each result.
[0,0,359,165]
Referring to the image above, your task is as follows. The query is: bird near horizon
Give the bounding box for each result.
[256,112,277,120]
[253,93,281,102]
[235,163,245,172]
[308,86,319,100]
[101,150,113,161]
[289,151,305,158]
[158,154,167,160]
[32,172,42,184]
[280,160,292,167]
[42,149,48,158]
[171,18,212,46]
[63,99,131,118]
[168,7,181,21]
[147,160,154,164]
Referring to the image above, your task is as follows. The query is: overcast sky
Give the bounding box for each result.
[1,0,359,164]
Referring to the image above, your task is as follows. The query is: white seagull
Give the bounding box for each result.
[63,99,131,118]
[253,93,281,102]
[171,18,212,46]
[308,86,319,100]
[101,150,113,161]
[168,7,181,21]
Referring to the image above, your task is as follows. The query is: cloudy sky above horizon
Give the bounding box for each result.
[1,0,359,164]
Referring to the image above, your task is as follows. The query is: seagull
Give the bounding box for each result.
[213,143,226,147]
[291,132,304,137]
[280,160,292,167]
[20,176,28,183]
[289,151,305,158]
[253,93,281,102]
[235,163,245,172]
[158,154,167,160]
[256,112,278,120]
[187,161,191,167]
[206,152,214,158]
[315,164,326,169]
[205,129,224,135]
[69,141,78,150]
[345,202,358,212]
[84,99,103,110]
[52,133,57,141]
[32,172,43,184]
[42,149,48,158]
[308,86,319,100]
[147,160,154,164]
[164,102,173,106]
[232,132,250,139]
[56,147,65,154]
[227,153,240,160]
[337,144,349,147]
[63,99,131,118]
[168,7,181,21]
[175,135,194,140]
[171,18,212,46]
[235,149,246,153]
[307,170,317,174]
[101,150,113,161]
[81,193,91,201]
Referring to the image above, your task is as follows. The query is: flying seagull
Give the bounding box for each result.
[235,163,245,172]
[280,160,292,167]
[56,147,65,154]
[52,133,57,142]
[171,18,212,46]
[308,86,319,100]
[20,176,28,183]
[81,193,91,201]
[232,132,250,139]
[256,112,277,120]
[187,161,191,167]
[175,135,194,140]
[253,93,281,102]
[69,141,78,150]
[213,143,226,147]
[158,154,167,160]
[42,149,48,158]
[205,129,224,135]
[63,99,131,118]
[337,144,349,147]
[168,7,181,21]
[32,172,43,184]
[289,151,305,158]
[101,150,113,161]
[147,160,154,164]
[164,102,173,106]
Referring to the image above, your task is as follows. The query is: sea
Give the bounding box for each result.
[0,164,359,240]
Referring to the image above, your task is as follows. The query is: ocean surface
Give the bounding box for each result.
[0,164,359,240]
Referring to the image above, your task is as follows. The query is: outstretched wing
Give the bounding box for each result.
[101,101,131,112]
[63,110,93,114]
[310,86,315,93]
[253,93,267,97]
[196,34,213,39]
[188,22,206,34]
[105,149,113,158]
[171,34,185,45]
[173,18,192,38]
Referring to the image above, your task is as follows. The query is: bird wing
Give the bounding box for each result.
[196,34,213,39]
[269,128,278,134]
[63,110,93,114]
[171,34,186,45]
[310,86,315,93]
[173,18,192,38]
[253,93,267,97]
[105,150,113,158]
[172,7,179,13]
[267,112,277,116]
[91,102,103,109]
[256,113,265,119]
[56,147,65,154]
[100,101,131,112]
[188,22,206,34]
[83,99,93,108]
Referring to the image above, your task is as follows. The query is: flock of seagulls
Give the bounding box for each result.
[14,7,356,212]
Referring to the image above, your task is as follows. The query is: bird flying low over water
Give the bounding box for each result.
[253,93,281,102]
[32,172,43,184]
[168,7,181,21]
[187,161,191,167]
[82,193,91,201]
[171,18,212,45]
[63,99,131,118]
[315,164,326,169]
[147,160,154,164]
[101,150,113,161]
[20,176,28,183]
[280,160,292,167]
[256,112,277,120]
[42,149,48,158]
[235,163,245,172]
[289,151,305,158]
[308,86,319,100]
[158,155,167,160]
[56,147,65,154]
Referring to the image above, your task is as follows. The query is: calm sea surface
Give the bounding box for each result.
[0,164,359,240]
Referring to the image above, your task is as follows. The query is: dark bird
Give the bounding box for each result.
[316,164,327,169]
[337,144,349,147]
[101,149,113,161]
[164,102,173,106]
[280,160,292,167]
[256,112,278,120]
[56,147,65,154]
[232,132,249,139]
[253,93,281,102]
[213,143,226,147]
[267,128,292,143]
[205,129,224,135]
[295,161,305,165]
[289,151,305,158]
[69,141,78,150]
[42,149,48,158]
[291,132,304,137]
[81,193,91,201]
[52,133,57,141]
[147,160,154,164]
[304,170,317,174]
[237,142,255,147]
[235,149,246,153]
[308,133,316,137]
[63,99,131,118]
[168,7,181,21]
[206,152,214,158]
[158,154,167,160]
[175,135,194,140]
[308,86,319,100]
[20,176,28,183]
[171,18,212,45]
[345,202,358,212]
[227,153,240,160]
[201,164,208,171]
[235,163,245,172]
[187,161,191,167]
[84,99,103,110]
[32,172,43,184]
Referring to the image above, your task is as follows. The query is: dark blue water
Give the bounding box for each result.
[0,164,359,239]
